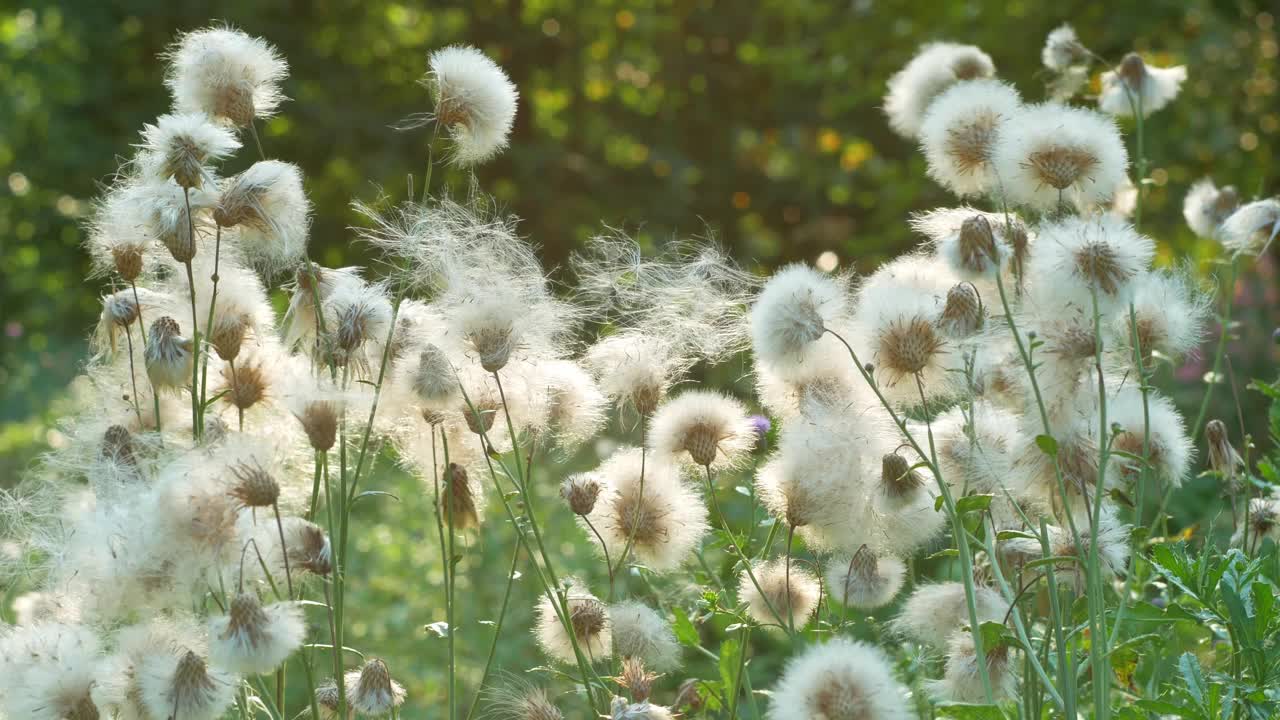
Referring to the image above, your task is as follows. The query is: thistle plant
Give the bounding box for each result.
[4,19,1280,720]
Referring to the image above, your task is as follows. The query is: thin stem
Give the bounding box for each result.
[428,425,454,719]
[183,258,200,441]
[463,542,522,720]
[701,464,791,633]
[249,120,267,160]
[584,516,615,597]
[784,524,797,635]
[272,502,295,599]
[1189,260,1240,443]
[442,428,458,720]
[123,323,144,427]
[728,624,752,719]
[200,225,224,433]
[610,415,649,596]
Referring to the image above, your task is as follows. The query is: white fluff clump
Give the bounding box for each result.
[580,447,708,572]
[739,558,820,629]
[893,582,1006,650]
[208,594,306,674]
[927,631,1017,703]
[138,112,241,189]
[1026,214,1154,315]
[344,658,407,716]
[755,447,855,538]
[216,160,311,277]
[1220,198,1280,256]
[1099,55,1187,118]
[825,548,907,610]
[992,102,1128,210]
[750,263,849,377]
[609,601,681,671]
[919,79,1022,197]
[1183,178,1240,240]
[1106,385,1194,487]
[767,637,913,720]
[139,649,238,720]
[538,359,608,448]
[648,390,755,470]
[534,579,612,663]
[91,617,202,720]
[281,264,364,352]
[1111,269,1209,361]
[1042,24,1087,71]
[884,42,996,139]
[585,331,688,418]
[911,206,1029,283]
[165,26,288,126]
[425,45,519,166]
[322,279,394,377]
[0,622,101,720]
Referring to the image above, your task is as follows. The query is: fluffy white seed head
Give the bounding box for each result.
[750,263,850,376]
[739,558,820,629]
[1111,269,1209,361]
[281,263,364,352]
[539,359,608,448]
[580,447,708,571]
[145,316,195,392]
[1234,498,1280,548]
[1027,214,1155,314]
[825,546,907,610]
[893,582,1006,649]
[1106,386,1193,487]
[1042,24,1089,71]
[920,79,1021,197]
[138,112,241,189]
[0,622,101,720]
[992,102,1129,210]
[585,332,686,418]
[1220,198,1280,256]
[1099,53,1187,117]
[648,390,755,469]
[768,637,913,720]
[344,658,406,716]
[165,26,288,126]
[139,648,238,720]
[535,579,611,663]
[215,160,311,276]
[609,601,681,671]
[208,594,306,674]
[884,42,996,139]
[424,45,519,165]
[1183,178,1241,240]
[927,631,1017,703]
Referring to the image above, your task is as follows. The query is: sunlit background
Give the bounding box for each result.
[1,1,1277,713]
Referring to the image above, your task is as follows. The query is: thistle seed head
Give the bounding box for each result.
[222,362,268,411]
[299,401,338,452]
[113,245,144,281]
[443,463,479,530]
[229,461,280,508]
[881,452,925,499]
[1074,240,1131,295]
[938,283,983,337]
[1025,144,1099,192]
[617,657,659,703]
[877,315,944,379]
[561,475,601,516]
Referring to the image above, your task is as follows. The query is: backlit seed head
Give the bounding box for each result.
[877,315,945,380]
[945,110,1001,176]
[630,382,663,418]
[682,423,720,467]
[958,216,998,273]
[1117,52,1146,90]
[222,361,268,411]
[617,657,659,703]
[345,658,406,716]
[411,344,457,406]
[103,292,140,328]
[145,316,194,391]
[470,323,516,373]
[561,475,601,516]
[1205,419,1243,487]
[113,245,144,281]
[102,424,137,467]
[291,521,333,575]
[224,592,271,646]
[443,463,479,530]
[673,679,705,711]
[1074,240,1131,295]
[215,81,257,127]
[172,651,219,714]
[161,205,197,263]
[299,401,339,451]
[570,597,610,641]
[314,681,346,718]
[938,283,983,337]
[229,460,280,508]
[210,312,252,361]
[881,452,925,499]
[463,402,498,435]
[1025,144,1099,192]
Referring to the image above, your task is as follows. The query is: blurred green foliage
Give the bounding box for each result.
[1,1,1279,715]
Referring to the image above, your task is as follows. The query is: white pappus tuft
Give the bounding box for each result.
[214,160,311,277]
[164,25,288,127]
[767,637,913,720]
[884,42,996,139]
[749,263,850,378]
[647,390,755,470]
[1219,198,1280,256]
[825,546,907,610]
[138,112,241,189]
[991,102,1128,210]
[893,582,1007,650]
[208,593,306,674]
[1099,53,1187,118]
[919,79,1022,197]
[1183,178,1240,240]
[609,601,682,672]
[534,579,612,664]
[738,557,820,629]
[424,45,519,166]
[1026,214,1154,315]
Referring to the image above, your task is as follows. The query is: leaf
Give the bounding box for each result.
[672,606,700,648]
[1179,652,1208,709]
[927,548,959,561]
[996,530,1038,541]
[718,636,741,696]
[956,494,994,514]
[1035,434,1058,456]
[352,490,400,506]
[977,621,1014,651]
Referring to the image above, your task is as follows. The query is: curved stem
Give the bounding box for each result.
[200,225,224,434]
[123,323,144,427]
[272,502,295,600]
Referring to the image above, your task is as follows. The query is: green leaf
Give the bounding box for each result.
[996,530,1038,541]
[718,636,741,696]
[1034,434,1058,456]
[672,606,700,647]
[1179,652,1208,709]
[955,494,993,514]
[927,548,959,561]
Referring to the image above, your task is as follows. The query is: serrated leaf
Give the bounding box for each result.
[1035,434,1058,456]
[1178,652,1207,709]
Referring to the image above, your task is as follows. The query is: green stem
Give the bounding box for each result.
[463,542,521,720]
[729,624,752,719]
